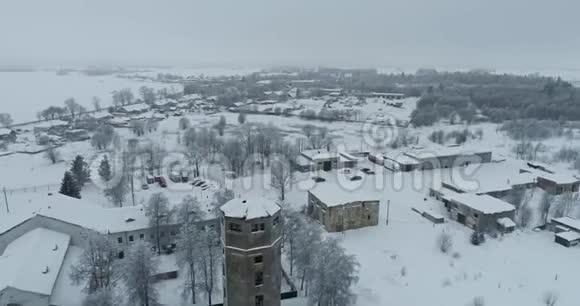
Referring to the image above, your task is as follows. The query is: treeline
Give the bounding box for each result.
[411,75,580,126]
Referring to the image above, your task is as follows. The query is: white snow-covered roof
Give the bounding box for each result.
[34,120,69,129]
[309,184,380,207]
[404,146,491,161]
[0,193,162,235]
[301,149,339,161]
[555,231,580,242]
[0,228,70,295]
[497,217,516,228]
[448,193,515,214]
[0,128,14,136]
[383,150,420,165]
[120,103,150,113]
[552,217,580,231]
[220,196,280,220]
[154,98,178,107]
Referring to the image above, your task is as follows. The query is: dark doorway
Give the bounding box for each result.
[323,161,332,171]
[457,213,466,224]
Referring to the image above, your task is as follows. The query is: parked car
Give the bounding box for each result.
[158,176,168,188]
[312,176,326,182]
[194,180,205,187]
[361,168,375,175]
[349,175,362,181]
[146,175,155,184]
[141,183,149,190]
[169,172,181,183]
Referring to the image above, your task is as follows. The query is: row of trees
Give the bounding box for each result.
[283,209,359,306]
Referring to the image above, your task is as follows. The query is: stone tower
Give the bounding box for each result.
[220,196,282,306]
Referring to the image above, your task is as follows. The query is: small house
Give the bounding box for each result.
[550,217,580,247]
[0,128,16,143]
[307,186,380,232]
[442,192,516,233]
[117,103,150,115]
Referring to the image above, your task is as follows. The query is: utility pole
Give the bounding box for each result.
[386,200,390,226]
[3,187,9,214]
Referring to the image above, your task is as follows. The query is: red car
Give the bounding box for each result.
[158,176,168,188]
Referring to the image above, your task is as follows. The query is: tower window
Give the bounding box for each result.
[255,295,264,306]
[252,223,265,232]
[255,271,264,286]
[229,223,242,232]
[118,251,124,259]
[129,235,134,242]
[254,255,263,264]
[117,237,123,244]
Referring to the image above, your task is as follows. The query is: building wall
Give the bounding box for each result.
[537,177,580,195]
[223,212,282,306]
[416,152,492,170]
[308,193,379,232]
[447,201,515,232]
[0,287,50,306]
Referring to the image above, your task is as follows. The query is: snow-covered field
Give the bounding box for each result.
[0,71,181,123]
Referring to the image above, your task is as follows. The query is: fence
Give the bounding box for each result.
[2,184,61,195]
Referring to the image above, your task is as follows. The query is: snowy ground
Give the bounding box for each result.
[0,71,181,123]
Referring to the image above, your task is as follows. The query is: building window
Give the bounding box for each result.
[229,223,242,232]
[129,235,134,242]
[139,234,144,240]
[367,214,371,220]
[255,295,264,306]
[474,213,479,218]
[170,230,177,236]
[150,234,154,240]
[117,237,123,244]
[254,255,264,264]
[160,232,166,237]
[118,251,124,259]
[273,216,280,226]
[252,223,265,232]
[255,271,264,286]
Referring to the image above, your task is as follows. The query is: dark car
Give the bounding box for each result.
[158,176,168,188]
[361,168,376,175]
[194,180,205,187]
[312,176,326,182]
[349,175,362,181]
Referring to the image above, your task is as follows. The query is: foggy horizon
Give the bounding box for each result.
[1,0,580,71]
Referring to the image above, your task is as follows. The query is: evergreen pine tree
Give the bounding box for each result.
[60,171,81,199]
[70,155,91,187]
[99,156,113,183]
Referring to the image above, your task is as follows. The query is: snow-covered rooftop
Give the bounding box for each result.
[552,216,580,231]
[0,193,164,235]
[0,128,14,136]
[309,184,380,207]
[497,217,516,228]
[0,228,70,295]
[120,103,150,112]
[404,146,491,161]
[34,120,69,129]
[301,149,339,161]
[448,193,515,214]
[555,231,580,242]
[220,196,280,220]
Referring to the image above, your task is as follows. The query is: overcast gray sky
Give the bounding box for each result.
[1,0,578,70]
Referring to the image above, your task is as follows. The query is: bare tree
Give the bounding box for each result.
[237,112,247,124]
[553,193,576,218]
[214,115,227,136]
[196,228,221,306]
[104,172,129,207]
[130,120,146,136]
[222,139,245,175]
[282,210,305,276]
[270,159,293,201]
[65,97,86,119]
[0,113,13,127]
[309,237,359,306]
[91,126,116,150]
[70,235,119,293]
[437,231,453,253]
[145,193,171,255]
[44,146,61,164]
[140,86,156,104]
[178,117,191,130]
[518,206,533,228]
[543,291,559,306]
[122,241,160,306]
[82,288,120,306]
[539,193,554,225]
[294,220,323,295]
[176,196,205,304]
[92,96,101,111]
[471,296,485,306]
